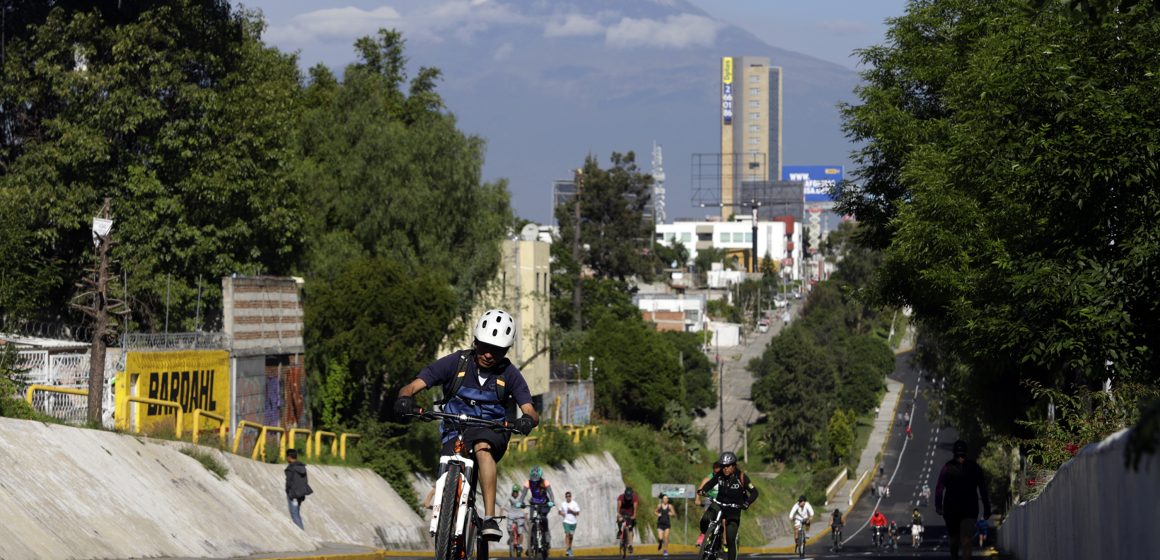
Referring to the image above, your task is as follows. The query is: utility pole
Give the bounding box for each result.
[717,332,723,452]
[572,168,584,330]
[73,199,126,425]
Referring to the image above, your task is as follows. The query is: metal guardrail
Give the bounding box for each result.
[24,385,90,425]
[339,433,360,460]
[313,430,337,458]
[191,409,227,445]
[289,427,312,458]
[511,424,600,452]
[126,396,185,438]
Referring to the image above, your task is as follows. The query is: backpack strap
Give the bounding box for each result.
[436,350,474,406]
[436,349,510,406]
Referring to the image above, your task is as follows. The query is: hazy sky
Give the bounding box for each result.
[238,0,908,75]
[686,0,909,69]
[233,0,912,222]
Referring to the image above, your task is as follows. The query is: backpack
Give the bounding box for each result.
[436,349,509,406]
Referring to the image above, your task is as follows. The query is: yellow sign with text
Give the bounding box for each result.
[722,57,733,84]
[116,350,230,436]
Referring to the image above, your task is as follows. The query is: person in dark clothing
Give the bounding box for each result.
[285,448,312,529]
[935,440,990,560]
[698,452,759,560]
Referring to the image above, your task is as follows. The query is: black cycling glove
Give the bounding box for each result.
[394,396,415,419]
[513,416,536,435]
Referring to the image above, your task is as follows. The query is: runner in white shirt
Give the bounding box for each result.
[558,491,581,557]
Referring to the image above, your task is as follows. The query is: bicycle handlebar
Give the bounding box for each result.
[701,496,745,509]
[408,408,521,433]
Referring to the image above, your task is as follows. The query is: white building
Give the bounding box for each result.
[655,218,802,280]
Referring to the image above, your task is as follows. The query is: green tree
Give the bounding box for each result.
[750,327,837,461]
[304,256,456,420]
[0,1,305,329]
[587,314,683,427]
[298,29,512,321]
[838,0,1160,444]
[554,152,654,284]
[660,331,716,411]
[826,409,856,466]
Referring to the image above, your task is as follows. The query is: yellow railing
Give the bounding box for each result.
[511,424,600,452]
[289,427,312,458]
[232,420,264,455]
[25,384,88,403]
[339,433,360,460]
[259,426,287,462]
[126,396,184,439]
[191,409,228,445]
[313,430,337,459]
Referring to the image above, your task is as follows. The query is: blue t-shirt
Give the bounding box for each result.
[417,351,533,441]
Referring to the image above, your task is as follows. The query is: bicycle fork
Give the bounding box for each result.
[430,455,477,538]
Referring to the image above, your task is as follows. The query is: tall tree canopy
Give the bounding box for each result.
[298,30,514,422]
[0,0,304,329]
[837,0,1160,441]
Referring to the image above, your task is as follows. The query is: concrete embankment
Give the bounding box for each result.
[0,417,425,560]
[999,427,1160,560]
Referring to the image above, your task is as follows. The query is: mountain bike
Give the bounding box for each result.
[508,519,524,558]
[788,524,807,558]
[830,524,843,552]
[698,497,743,560]
[872,525,885,550]
[525,503,551,560]
[411,409,519,560]
[617,516,633,558]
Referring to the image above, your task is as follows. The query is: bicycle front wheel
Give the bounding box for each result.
[434,463,462,560]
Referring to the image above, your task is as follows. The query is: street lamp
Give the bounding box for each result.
[588,355,595,379]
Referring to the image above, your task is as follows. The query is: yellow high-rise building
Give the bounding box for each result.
[719,56,783,220]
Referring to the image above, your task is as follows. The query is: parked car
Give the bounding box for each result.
[757,319,770,333]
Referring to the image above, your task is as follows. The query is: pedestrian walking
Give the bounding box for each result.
[935,440,990,560]
[558,491,581,556]
[285,449,313,529]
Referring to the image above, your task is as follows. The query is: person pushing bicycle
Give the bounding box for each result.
[698,452,759,560]
[395,309,539,541]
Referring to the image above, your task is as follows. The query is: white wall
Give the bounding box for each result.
[998,428,1159,560]
[0,417,427,560]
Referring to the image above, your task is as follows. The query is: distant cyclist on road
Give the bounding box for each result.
[788,495,814,542]
[870,510,888,546]
[698,452,759,560]
[935,440,991,560]
[616,486,639,553]
[505,484,526,555]
[830,508,844,550]
[394,309,539,541]
[517,466,556,550]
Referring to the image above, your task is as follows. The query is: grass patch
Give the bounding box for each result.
[180,445,229,479]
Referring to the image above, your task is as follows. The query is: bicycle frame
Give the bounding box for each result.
[429,436,476,539]
[699,498,742,560]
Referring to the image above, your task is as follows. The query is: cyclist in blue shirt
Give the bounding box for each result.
[395,309,539,541]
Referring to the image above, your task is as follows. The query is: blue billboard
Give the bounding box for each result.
[782,165,844,203]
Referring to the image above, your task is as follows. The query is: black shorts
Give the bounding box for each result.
[440,427,511,463]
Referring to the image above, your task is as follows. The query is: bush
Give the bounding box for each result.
[533,423,578,466]
[180,445,229,479]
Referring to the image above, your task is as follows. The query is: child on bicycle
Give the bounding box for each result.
[505,484,526,555]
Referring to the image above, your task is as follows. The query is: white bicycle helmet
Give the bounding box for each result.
[474,309,515,348]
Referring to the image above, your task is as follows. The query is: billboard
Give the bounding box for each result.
[115,350,231,435]
[783,165,844,203]
[721,57,733,125]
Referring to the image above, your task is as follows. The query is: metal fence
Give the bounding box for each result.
[122,332,229,351]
